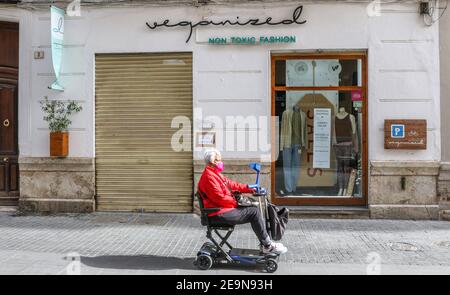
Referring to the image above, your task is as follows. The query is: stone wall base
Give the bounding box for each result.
[369,161,440,220]
[19,157,95,213]
[369,205,440,220]
[19,198,95,213]
[438,162,450,199]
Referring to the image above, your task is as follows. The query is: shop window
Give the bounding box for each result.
[276,59,362,87]
[273,55,366,203]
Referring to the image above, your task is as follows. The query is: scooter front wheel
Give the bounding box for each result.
[265,258,278,273]
[196,254,213,270]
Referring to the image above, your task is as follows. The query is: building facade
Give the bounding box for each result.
[0,0,447,219]
[439,0,450,219]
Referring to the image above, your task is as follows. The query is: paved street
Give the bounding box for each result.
[0,211,449,275]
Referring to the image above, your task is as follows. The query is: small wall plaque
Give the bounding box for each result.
[384,119,427,150]
[196,132,216,147]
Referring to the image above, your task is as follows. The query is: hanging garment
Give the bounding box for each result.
[281,107,306,193]
[267,202,289,241]
[291,109,307,149]
[335,114,353,143]
[282,144,301,193]
[280,110,293,151]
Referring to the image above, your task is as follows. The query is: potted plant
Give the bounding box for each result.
[40,96,82,157]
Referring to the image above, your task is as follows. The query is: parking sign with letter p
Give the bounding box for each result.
[391,124,405,138]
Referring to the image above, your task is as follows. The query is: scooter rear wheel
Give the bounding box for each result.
[265,258,278,273]
[196,254,213,270]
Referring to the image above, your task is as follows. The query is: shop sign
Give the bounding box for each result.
[208,35,296,45]
[50,6,65,91]
[146,5,306,43]
[384,119,427,150]
[351,90,363,101]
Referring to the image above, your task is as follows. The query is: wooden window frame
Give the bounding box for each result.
[270,51,368,206]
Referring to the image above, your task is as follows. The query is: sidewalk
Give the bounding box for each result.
[0,211,449,275]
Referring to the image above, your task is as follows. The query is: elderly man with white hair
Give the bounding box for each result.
[197,149,287,254]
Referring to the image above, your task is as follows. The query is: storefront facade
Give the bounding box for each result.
[439,0,450,219]
[0,0,445,219]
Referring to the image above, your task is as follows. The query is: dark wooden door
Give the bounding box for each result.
[0,21,19,206]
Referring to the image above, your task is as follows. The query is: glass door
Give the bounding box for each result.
[271,52,367,206]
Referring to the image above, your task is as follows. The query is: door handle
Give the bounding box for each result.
[3,158,8,163]
[3,119,9,127]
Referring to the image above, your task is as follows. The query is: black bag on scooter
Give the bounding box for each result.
[267,203,289,241]
[232,190,258,207]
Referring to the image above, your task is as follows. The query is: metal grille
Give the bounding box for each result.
[95,52,193,212]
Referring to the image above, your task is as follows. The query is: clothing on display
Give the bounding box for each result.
[280,108,307,151]
[335,113,353,143]
[334,142,353,194]
[280,110,293,151]
[282,144,301,193]
[280,106,307,193]
[291,106,307,147]
[333,108,357,196]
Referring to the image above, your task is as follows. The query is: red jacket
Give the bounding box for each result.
[197,166,254,217]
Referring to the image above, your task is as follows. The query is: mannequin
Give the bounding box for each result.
[280,104,307,194]
[334,106,358,196]
[336,107,356,134]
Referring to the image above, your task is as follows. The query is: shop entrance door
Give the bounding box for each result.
[271,52,367,206]
[0,21,19,206]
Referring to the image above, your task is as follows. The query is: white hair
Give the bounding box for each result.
[204,149,221,165]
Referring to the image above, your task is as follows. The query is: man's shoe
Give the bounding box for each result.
[262,242,288,255]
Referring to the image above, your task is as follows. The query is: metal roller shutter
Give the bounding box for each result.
[95,52,193,212]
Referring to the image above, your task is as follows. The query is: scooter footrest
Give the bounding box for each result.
[229,248,263,258]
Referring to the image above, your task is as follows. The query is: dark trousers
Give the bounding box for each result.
[209,207,270,245]
[334,142,353,189]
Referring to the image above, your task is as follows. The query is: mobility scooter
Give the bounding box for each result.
[194,162,280,273]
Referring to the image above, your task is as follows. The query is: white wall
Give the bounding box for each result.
[16,2,440,162]
[440,3,450,162]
